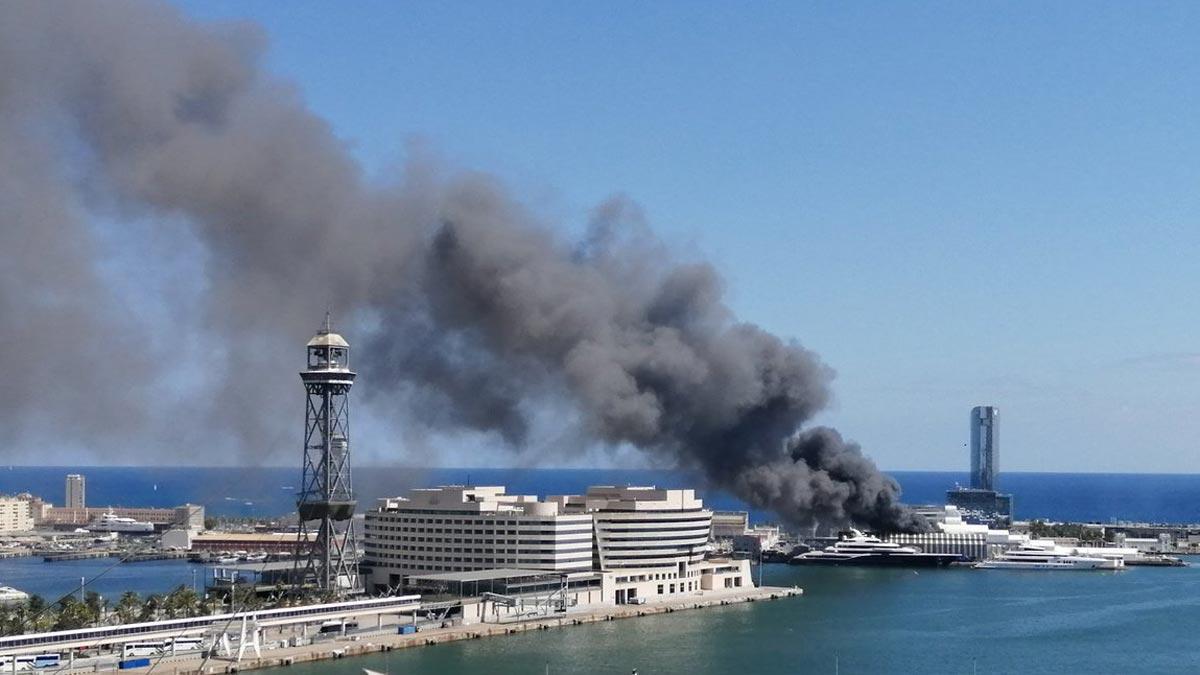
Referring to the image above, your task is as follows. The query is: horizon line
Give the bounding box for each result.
[3,465,1200,477]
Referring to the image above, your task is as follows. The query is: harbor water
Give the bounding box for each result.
[272,563,1200,674]
[3,557,1193,673]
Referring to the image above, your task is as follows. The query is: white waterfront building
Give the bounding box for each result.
[363,486,595,590]
[363,485,752,604]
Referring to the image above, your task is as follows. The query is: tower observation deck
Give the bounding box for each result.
[294,315,361,595]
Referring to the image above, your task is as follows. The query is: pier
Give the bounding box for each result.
[0,585,800,673]
[42,551,113,562]
[170,585,802,674]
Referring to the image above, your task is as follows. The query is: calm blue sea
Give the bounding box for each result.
[0,466,1197,524]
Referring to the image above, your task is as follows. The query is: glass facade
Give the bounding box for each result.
[970,406,998,491]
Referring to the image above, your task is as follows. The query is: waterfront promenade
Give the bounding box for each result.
[62,585,801,674]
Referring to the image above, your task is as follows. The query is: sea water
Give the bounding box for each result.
[274,563,1200,674]
[1,466,1198,523]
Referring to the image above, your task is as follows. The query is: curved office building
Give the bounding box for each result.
[575,487,712,572]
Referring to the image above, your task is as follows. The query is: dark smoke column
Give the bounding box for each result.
[0,1,926,535]
[295,315,361,595]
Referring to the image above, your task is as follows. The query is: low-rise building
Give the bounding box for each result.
[40,504,204,530]
[0,497,34,533]
[186,532,312,554]
[711,511,750,539]
[887,505,1025,561]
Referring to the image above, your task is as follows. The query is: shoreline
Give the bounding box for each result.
[124,586,802,674]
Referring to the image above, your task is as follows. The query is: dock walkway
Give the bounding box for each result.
[63,585,802,674]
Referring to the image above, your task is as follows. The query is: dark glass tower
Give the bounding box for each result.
[969,406,998,491]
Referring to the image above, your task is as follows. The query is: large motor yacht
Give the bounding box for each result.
[789,530,961,567]
[974,546,1124,570]
[0,586,29,606]
[87,512,155,534]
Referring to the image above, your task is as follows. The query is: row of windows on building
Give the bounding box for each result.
[370,515,589,527]
[366,552,592,566]
[594,516,713,525]
[366,535,592,546]
[365,525,593,536]
[615,570,697,583]
[657,581,699,594]
[366,544,591,555]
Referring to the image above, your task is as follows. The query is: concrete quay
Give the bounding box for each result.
[93,586,802,674]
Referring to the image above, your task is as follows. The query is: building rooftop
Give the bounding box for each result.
[194,532,312,541]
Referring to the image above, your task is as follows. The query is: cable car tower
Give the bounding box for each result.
[294,314,361,595]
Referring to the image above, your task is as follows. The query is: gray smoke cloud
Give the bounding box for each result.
[0,1,926,532]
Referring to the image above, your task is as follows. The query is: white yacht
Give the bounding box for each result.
[790,529,960,567]
[87,512,155,534]
[0,586,29,605]
[974,546,1124,570]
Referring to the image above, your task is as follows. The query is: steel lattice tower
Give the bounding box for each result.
[294,314,361,595]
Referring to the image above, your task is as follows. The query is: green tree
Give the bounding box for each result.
[23,595,54,633]
[139,593,164,622]
[164,586,200,619]
[53,597,94,630]
[115,591,141,624]
[84,591,105,622]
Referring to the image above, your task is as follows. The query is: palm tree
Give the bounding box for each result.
[84,591,104,624]
[139,593,164,623]
[53,597,93,630]
[165,586,200,618]
[23,595,54,633]
[115,591,142,624]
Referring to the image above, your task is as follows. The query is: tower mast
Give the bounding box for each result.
[294,316,361,595]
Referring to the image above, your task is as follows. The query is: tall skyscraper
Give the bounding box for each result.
[65,474,85,510]
[969,406,998,491]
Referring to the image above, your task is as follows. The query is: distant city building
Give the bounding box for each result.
[947,406,1011,526]
[946,488,1012,525]
[41,504,203,530]
[711,511,750,540]
[888,505,1027,561]
[162,530,313,554]
[65,474,85,510]
[0,497,34,533]
[14,493,51,523]
[969,406,998,490]
[173,504,206,531]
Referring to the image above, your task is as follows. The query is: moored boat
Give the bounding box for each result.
[974,545,1123,570]
[790,530,960,567]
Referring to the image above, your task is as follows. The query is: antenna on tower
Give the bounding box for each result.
[321,308,332,335]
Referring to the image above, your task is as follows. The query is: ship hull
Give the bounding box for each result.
[789,553,960,568]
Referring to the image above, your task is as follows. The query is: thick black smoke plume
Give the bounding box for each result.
[0,1,926,532]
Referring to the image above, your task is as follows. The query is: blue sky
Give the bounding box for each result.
[171,1,1200,472]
